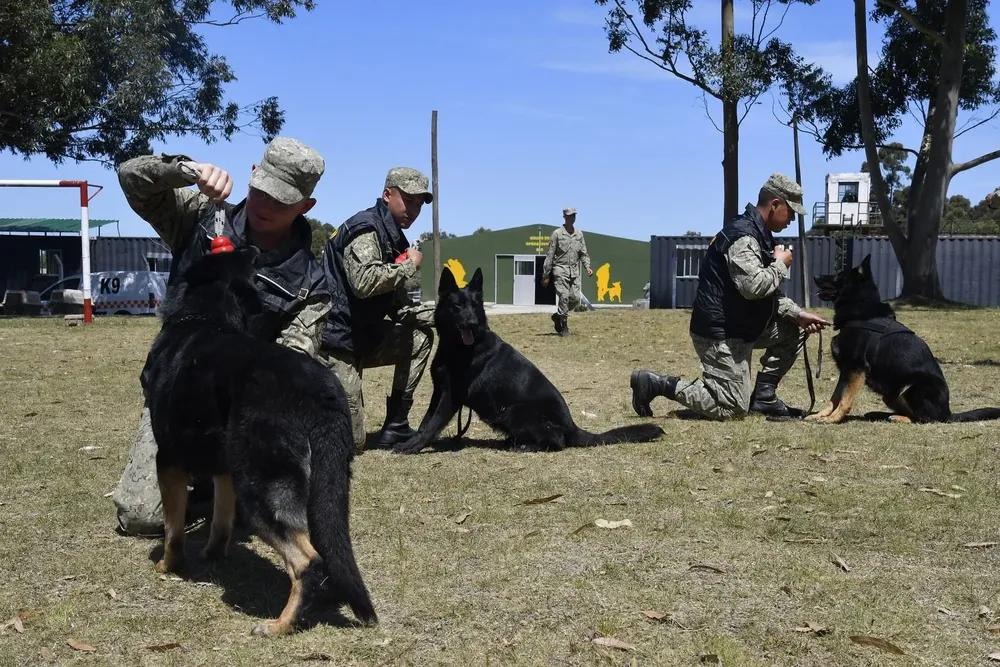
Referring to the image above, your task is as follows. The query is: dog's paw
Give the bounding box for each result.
[200,543,229,561]
[251,619,292,637]
[154,555,186,574]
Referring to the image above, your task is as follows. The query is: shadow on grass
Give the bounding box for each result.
[146,523,365,631]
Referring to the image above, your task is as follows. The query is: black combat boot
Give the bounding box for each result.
[748,373,804,420]
[551,313,562,334]
[378,394,417,447]
[630,369,679,417]
[559,315,571,337]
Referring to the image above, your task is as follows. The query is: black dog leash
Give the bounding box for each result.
[454,405,472,441]
[801,329,823,414]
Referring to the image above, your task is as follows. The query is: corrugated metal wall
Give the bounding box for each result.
[91,237,173,272]
[650,235,1000,309]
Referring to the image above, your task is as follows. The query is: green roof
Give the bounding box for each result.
[0,218,118,233]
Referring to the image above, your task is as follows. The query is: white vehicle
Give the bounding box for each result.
[40,271,169,316]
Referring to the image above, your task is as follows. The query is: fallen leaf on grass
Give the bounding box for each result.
[523,530,541,538]
[831,553,851,572]
[952,485,968,492]
[784,537,827,544]
[107,589,117,600]
[594,519,632,529]
[520,494,563,505]
[4,616,25,634]
[919,487,962,499]
[299,653,334,661]
[849,635,904,655]
[764,491,774,498]
[793,621,830,636]
[146,643,186,652]
[39,647,55,660]
[591,636,634,651]
[699,654,722,664]
[964,542,999,549]
[979,606,993,618]
[987,626,1000,634]
[880,464,911,470]
[938,606,958,617]
[751,448,768,457]
[689,564,726,574]
[454,512,471,524]
[988,653,1000,662]
[67,638,97,653]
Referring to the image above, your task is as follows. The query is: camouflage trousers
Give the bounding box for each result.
[318,321,433,451]
[554,274,582,316]
[673,317,802,421]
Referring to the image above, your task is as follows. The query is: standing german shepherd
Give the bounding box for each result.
[392,266,665,454]
[808,254,1000,424]
[142,247,376,636]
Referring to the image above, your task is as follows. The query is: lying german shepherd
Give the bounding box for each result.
[808,254,1000,424]
[141,247,376,636]
[393,266,665,454]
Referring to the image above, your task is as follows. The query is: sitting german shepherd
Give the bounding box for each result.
[393,266,665,454]
[808,254,1000,424]
[142,247,376,636]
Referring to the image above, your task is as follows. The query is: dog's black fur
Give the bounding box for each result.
[141,247,376,636]
[393,267,665,454]
[809,254,1000,424]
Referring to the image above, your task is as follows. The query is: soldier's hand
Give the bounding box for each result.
[587,268,593,276]
[406,247,423,269]
[797,311,831,334]
[773,246,793,267]
[541,278,549,288]
[181,161,232,203]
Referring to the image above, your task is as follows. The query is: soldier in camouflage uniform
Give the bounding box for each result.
[630,174,831,421]
[111,137,330,536]
[542,207,593,336]
[318,167,435,452]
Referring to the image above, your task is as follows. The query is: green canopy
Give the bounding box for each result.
[0,218,117,233]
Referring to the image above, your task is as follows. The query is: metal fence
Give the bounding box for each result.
[650,235,1000,308]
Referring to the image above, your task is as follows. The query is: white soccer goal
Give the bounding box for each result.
[0,180,104,324]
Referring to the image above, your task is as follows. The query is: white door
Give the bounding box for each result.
[512,255,536,306]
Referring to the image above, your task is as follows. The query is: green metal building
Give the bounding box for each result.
[418,224,650,306]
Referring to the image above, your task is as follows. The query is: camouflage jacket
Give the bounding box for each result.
[343,231,433,327]
[117,153,330,359]
[543,226,592,279]
[725,235,801,321]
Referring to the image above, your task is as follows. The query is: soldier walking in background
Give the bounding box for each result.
[542,207,592,336]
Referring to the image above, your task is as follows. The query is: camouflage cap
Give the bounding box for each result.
[763,172,806,216]
[385,167,433,204]
[249,137,325,205]
[563,207,576,216]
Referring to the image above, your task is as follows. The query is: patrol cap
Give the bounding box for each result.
[563,207,576,216]
[250,137,325,205]
[762,173,806,216]
[384,167,433,204]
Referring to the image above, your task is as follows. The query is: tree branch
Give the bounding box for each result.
[701,91,723,133]
[954,107,1000,138]
[876,0,946,46]
[193,11,267,27]
[951,149,1000,177]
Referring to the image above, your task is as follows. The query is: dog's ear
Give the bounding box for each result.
[859,254,872,277]
[468,267,484,293]
[439,266,458,293]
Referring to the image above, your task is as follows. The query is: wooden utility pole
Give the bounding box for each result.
[431,110,440,301]
[793,114,811,308]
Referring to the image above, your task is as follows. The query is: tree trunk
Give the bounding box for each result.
[854,0,905,261]
[900,0,967,301]
[793,115,811,308]
[721,0,739,224]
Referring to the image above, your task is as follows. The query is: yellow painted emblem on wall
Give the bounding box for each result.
[525,234,549,254]
[444,258,468,287]
[595,263,622,303]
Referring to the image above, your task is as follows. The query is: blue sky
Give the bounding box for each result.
[3,0,1000,242]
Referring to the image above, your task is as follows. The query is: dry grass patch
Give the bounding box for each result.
[2,307,1000,665]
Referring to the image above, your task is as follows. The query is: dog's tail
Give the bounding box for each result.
[570,423,665,447]
[948,408,1000,423]
[307,422,378,626]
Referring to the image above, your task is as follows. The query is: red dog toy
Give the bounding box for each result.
[211,236,235,254]
[395,251,408,264]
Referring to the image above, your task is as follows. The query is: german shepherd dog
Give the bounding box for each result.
[392,266,665,454]
[807,254,1000,424]
[141,247,376,636]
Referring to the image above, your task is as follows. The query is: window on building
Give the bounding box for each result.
[515,260,534,276]
[676,247,706,278]
[838,182,860,203]
[146,255,172,272]
[38,249,61,275]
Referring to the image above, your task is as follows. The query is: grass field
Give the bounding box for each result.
[3,306,1000,666]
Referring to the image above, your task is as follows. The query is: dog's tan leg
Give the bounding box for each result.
[201,474,236,561]
[155,466,189,574]
[805,400,836,421]
[251,530,319,637]
[888,414,912,424]
[817,372,865,424]
[888,390,914,424]
[806,376,849,422]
